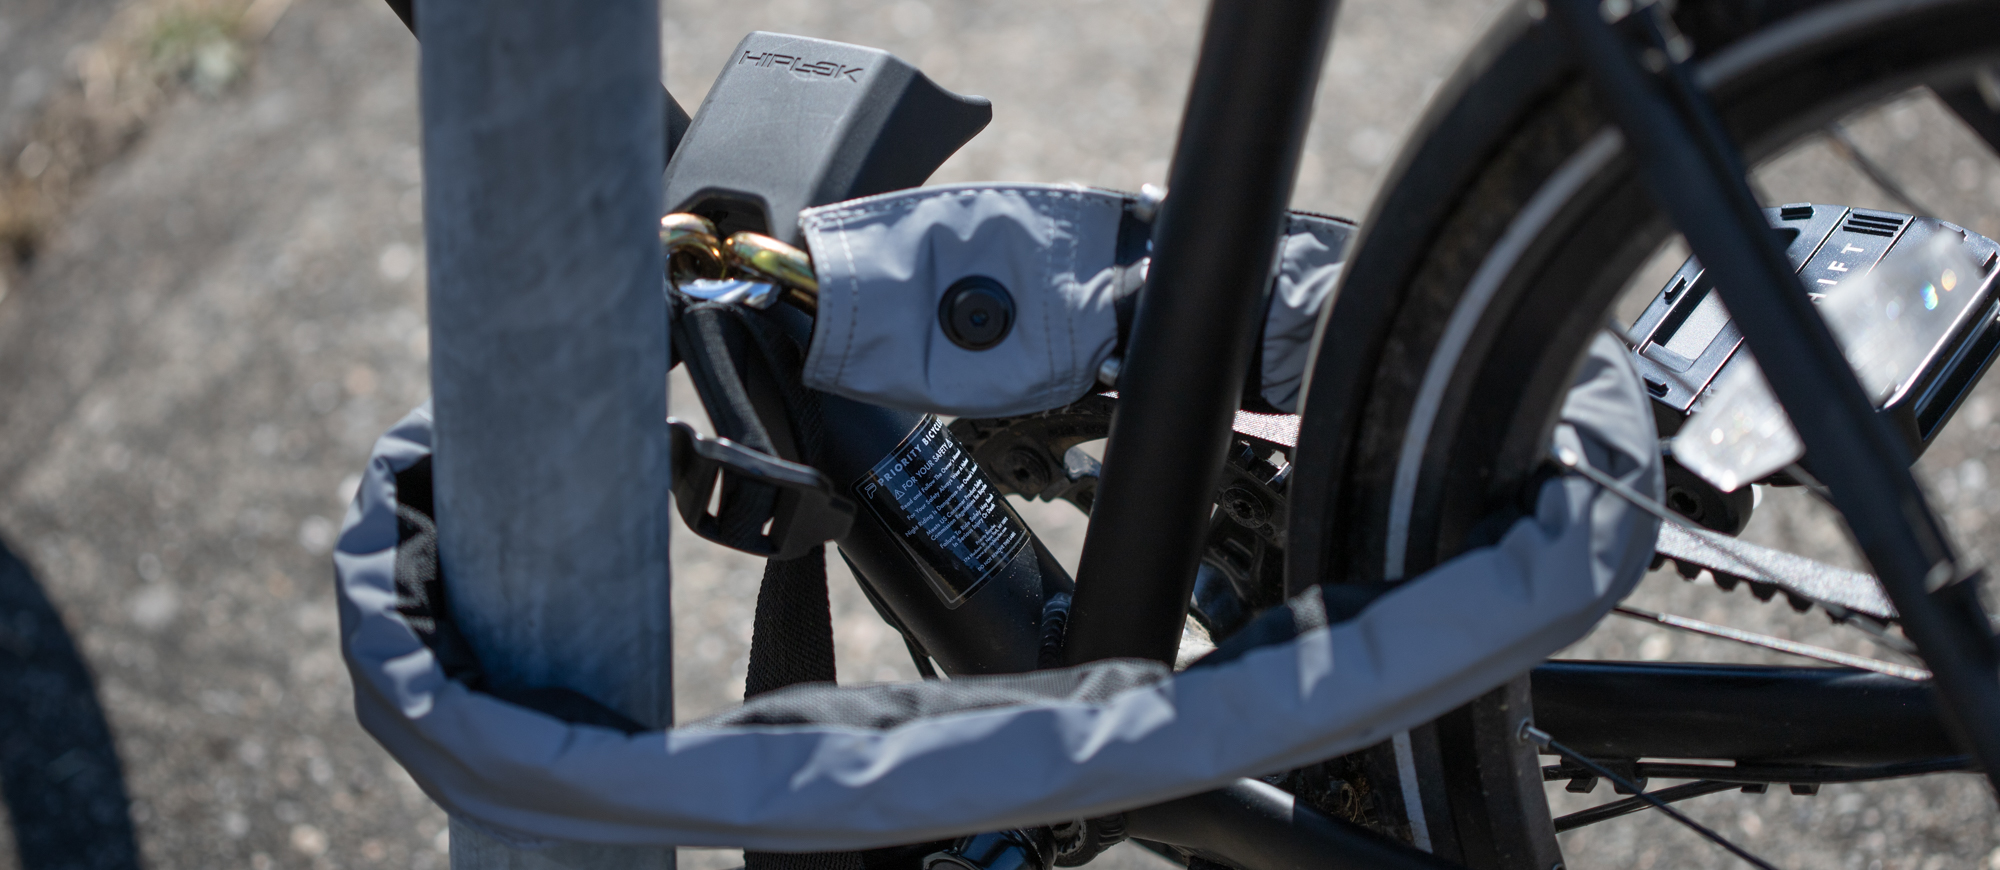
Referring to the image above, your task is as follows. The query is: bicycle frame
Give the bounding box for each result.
[1541,0,2000,794]
[1066,1,1341,664]
[1067,0,2000,859]
[406,0,2000,865]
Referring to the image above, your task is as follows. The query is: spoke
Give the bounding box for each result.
[1547,0,2000,794]
[1829,610,1920,658]
[1602,325,1706,398]
[1825,124,1938,217]
[1936,74,2000,156]
[1557,445,1900,623]
[1544,757,1977,785]
[1560,441,1935,664]
[1654,525,1897,624]
[1605,319,1645,349]
[1636,757,1975,784]
[1553,780,1738,833]
[1524,725,1778,870]
[1612,606,1930,680]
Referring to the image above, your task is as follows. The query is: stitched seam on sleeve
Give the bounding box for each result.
[1265,226,1296,392]
[1040,191,1060,411]
[834,212,861,385]
[803,184,1018,228]
[1061,192,1082,406]
[1086,196,1119,399]
[807,183,1036,220]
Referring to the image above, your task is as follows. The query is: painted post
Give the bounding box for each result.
[418,2,673,868]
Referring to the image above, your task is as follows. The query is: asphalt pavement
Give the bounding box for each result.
[1,0,1998,868]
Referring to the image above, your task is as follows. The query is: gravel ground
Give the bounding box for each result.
[0,0,122,148]
[0,0,1997,869]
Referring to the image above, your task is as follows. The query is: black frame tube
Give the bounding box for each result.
[1067,0,1342,665]
[1125,778,1460,870]
[1543,0,2000,790]
[405,0,2000,863]
[1533,661,1959,764]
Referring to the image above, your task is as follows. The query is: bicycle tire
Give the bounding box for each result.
[1286,0,2000,866]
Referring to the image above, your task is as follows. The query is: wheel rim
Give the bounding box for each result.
[1291,0,2000,863]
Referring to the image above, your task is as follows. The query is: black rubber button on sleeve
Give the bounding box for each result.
[939,275,1015,350]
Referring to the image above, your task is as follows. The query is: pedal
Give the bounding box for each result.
[1625,204,2000,491]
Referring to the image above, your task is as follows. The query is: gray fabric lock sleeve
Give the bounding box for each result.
[1262,213,1353,412]
[797,185,1352,418]
[337,334,1657,850]
[799,184,1126,418]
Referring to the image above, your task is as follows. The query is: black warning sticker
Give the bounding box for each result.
[854,418,1029,608]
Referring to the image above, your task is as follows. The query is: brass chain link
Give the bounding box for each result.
[660,212,818,312]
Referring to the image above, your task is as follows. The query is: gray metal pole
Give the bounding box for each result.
[418,2,673,868]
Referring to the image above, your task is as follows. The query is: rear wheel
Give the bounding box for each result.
[1288,0,2000,866]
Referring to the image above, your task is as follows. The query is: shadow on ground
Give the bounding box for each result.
[0,534,140,870]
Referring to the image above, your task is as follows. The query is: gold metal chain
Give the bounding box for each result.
[660,213,818,312]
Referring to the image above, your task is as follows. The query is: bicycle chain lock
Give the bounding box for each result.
[661,213,1078,677]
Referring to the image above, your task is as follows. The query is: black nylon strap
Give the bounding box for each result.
[745,551,841,700]
[673,304,771,452]
[698,304,869,870]
[675,302,941,866]
[746,850,866,870]
[742,555,867,870]
[675,304,782,543]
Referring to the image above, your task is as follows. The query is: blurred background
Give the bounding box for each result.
[0,0,1997,868]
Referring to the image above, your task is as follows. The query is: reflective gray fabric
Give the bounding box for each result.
[1261,215,1349,412]
[336,334,1657,850]
[797,184,1351,416]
